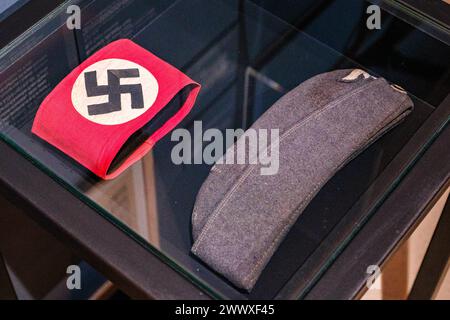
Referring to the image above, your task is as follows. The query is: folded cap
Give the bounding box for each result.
[32,39,200,179]
[191,69,413,290]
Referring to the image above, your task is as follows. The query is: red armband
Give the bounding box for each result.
[32,39,200,179]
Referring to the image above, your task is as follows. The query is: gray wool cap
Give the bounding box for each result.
[191,69,414,291]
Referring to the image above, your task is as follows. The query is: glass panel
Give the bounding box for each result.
[0,0,448,298]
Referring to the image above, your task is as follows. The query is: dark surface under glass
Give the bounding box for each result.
[0,0,448,299]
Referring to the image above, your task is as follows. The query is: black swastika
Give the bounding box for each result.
[84,68,144,116]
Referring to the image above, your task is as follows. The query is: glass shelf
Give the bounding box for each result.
[0,0,448,299]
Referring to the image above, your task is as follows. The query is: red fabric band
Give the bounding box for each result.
[32,39,200,179]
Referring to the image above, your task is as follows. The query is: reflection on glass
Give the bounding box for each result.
[87,153,160,247]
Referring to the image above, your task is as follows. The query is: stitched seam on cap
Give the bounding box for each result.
[191,72,365,235]
[192,79,378,254]
[243,94,411,287]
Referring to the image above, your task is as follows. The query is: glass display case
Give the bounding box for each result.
[0,0,449,299]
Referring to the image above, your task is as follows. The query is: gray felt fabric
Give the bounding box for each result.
[191,69,414,291]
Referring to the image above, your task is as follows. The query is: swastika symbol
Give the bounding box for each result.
[84,68,144,116]
[71,58,159,125]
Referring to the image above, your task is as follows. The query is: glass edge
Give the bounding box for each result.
[0,133,225,300]
[296,116,450,299]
